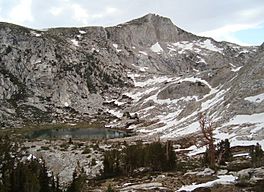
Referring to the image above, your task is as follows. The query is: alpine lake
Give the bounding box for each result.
[24,127,128,140]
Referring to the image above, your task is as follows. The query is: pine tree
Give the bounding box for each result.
[67,162,87,192]
[250,143,263,167]
[216,139,232,165]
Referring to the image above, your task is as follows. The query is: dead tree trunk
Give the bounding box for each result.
[199,113,216,168]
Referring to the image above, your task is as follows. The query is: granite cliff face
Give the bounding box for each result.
[0,14,263,146]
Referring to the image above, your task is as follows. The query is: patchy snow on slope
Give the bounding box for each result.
[34,59,42,64]
[123,87,158,102]
[64,102,70,107]
[231,66,243,72]
[177,175,237,192]
[214,112,264,149]
[30,31,41,37]
[174,121,200,137]
[233,153,249,157]
[157,110,199,138]
[121,182,163,191]
[171,39,223,55]
[150,42,163,53]
[174,145,206,157]
[188,146,207,156]
[71,39,79,46]
[139,67,149,72]
[167,44,177,54]
[91,48,99,52]
[113,43,121,52]
[226,112,264,125]
[229,63,236,68]
[27,154,37,160]
[127,73,175,88]
[196,55,207,64]
[139,51,148,56]
[107,109,123,118]
[79,30,86,34]
[198,39,223,53]
[172,41,195,54]
[131,64,149,72]
[156,96,199,105]
[201,89,227,111]
[104,99,125,106]
[245,93,264,103]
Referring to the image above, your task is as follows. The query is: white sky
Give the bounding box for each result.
[0,0,263,45]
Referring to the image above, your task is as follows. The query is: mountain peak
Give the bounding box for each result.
[107,13,195,47]
[126,13,174,27]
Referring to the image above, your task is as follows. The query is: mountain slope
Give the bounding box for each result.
[0,14,263,149]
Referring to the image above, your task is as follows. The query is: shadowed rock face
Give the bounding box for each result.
[0,13,263,141]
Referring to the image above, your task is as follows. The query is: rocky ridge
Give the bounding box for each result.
[0,14,263,149]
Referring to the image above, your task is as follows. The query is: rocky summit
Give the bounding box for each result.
[0,14,264,147]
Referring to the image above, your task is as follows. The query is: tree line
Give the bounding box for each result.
[102,141,176,178]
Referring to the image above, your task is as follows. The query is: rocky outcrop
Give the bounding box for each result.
[0,22,130,126]
[106,13,197,47]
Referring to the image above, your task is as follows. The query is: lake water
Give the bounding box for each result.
[25,127,127,140]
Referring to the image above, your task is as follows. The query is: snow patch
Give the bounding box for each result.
[107,109,123,118]
[226,112,264,125]
[27,154,37,160]
[188,146,207,156]
[172,41,194,54]
[30,31,41,37]
[139,51,148,56]
[201,89,227,111]
[64,102,70,107]
[231,66,243,72]
[233,153,249,157]
[71,39,79,46]
[127,73,175,88]
[172,39,223,55]
[177,175,237,191]
[150,42,163,53]
[196,55,207,64]
[79,30,86,34]
[245,93,264,103]
[198,39,223,53]
[113,43,121,52]
[34,59,42,64]
[91,48,99,52]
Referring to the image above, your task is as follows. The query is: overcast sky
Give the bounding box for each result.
[0,0,263,45]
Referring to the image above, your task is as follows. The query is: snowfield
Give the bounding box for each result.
[121,65,264,156]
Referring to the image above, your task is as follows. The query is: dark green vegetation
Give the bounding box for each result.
[66,162,87,192]
[250,143,264,167]
[0,135,60,192]
[102,141,176,178]
[203,139,232,167]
